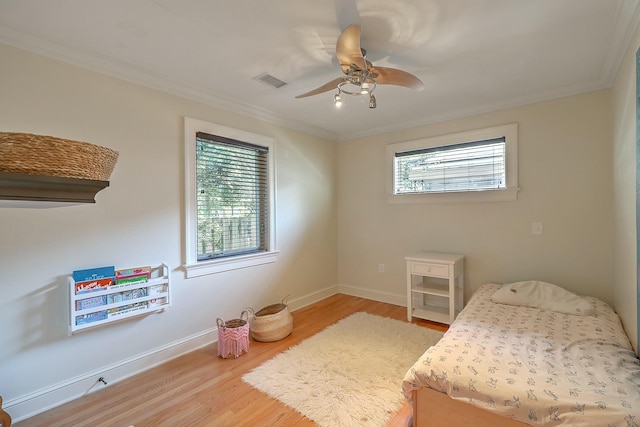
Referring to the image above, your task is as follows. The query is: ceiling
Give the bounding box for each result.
[0,0,638,142]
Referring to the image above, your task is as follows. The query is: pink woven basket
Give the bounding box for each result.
[216,312,250,359]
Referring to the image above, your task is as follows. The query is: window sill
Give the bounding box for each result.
[387,187,519,204]
[184,250,280,278]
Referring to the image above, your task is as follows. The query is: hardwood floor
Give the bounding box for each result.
[15,294,448,427]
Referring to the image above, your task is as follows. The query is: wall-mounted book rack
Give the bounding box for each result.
[68,263,170,334]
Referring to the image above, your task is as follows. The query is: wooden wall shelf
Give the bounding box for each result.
[0,171,109,207]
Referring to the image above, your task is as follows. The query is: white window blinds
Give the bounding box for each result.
[394,138,506,194]
[195,132,269,261]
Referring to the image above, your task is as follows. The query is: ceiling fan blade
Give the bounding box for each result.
[371,66,425,91]
[336,24,367,71]
[295,77,346,98]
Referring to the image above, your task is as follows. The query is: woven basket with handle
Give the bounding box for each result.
[0,132,119,181]
[246,296,293,342]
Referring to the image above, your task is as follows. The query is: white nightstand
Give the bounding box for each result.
[406,252,464,324]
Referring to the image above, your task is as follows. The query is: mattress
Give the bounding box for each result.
[402,283,640,426]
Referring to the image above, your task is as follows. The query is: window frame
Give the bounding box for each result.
[386,123,519,204]
[184,117,278,278]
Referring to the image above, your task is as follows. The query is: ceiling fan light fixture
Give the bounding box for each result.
[295,24,424,111]
[334,92,343,108]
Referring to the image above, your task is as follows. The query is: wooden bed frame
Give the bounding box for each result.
[0,396,11,427]
[412,388,528,427]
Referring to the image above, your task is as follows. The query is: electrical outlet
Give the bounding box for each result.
[378,264,385,273]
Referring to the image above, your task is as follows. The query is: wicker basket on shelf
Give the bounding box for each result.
[0,132,119,181]
[247,297,293,342]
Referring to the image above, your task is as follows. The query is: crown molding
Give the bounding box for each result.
[600,0,640,86]
[0,26,339,142]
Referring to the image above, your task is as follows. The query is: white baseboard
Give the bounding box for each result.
[337,284,407,308]
[6,285,340,423]
[288,285,339,311]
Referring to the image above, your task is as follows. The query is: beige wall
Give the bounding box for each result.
[338,91,614,309]
[0,43,337,419]
[612,23,640,353]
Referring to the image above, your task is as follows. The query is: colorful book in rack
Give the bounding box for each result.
[115,266,151,285]
[73,265,116,295]
[73,266,115,282]
[148,283,167,296]
[74,277,114,294]
[76,310,108,325]
[115,275,149,286]
[148,297,167,308]
[107,302,148,319]
[107,288,147,304]
[75,295,107,311]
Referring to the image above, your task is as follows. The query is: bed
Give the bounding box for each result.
[402,282,640,426]
[0,395,11,427]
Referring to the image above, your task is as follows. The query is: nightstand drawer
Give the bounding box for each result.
[410,262,449,278]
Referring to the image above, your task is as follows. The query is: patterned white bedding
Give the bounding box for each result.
[402,284,640,426]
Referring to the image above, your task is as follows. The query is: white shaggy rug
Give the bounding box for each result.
[242,312,444,427]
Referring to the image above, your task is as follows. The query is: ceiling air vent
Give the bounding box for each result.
[254,73,287,89]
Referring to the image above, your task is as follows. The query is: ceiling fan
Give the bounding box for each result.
[295,24,425,109]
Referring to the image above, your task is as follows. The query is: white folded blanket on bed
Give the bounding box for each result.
[491,280,595,315]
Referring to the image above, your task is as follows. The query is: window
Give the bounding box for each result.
[395,138,506,194]
[386,123,518,203]
[184,117,277,278]
[195,133,268,260]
